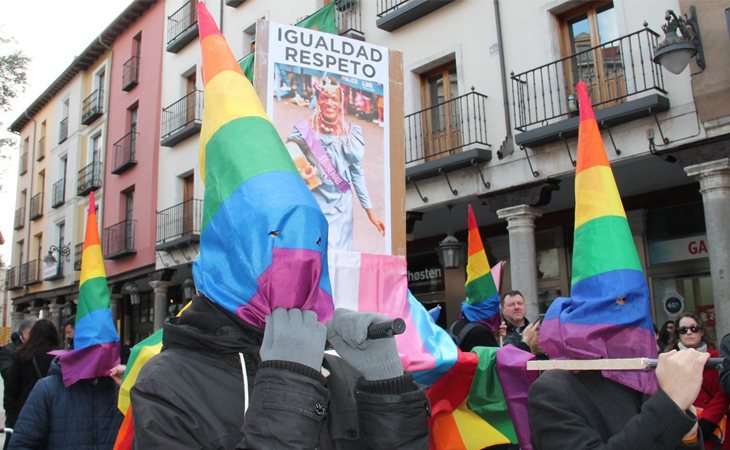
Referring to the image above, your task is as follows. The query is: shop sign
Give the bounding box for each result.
[407,266,443,293]
[662,293,685,317]
[648,234,709,265]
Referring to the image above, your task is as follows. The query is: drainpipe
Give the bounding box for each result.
[494,0,514,159]
[22,111,38,304]
[219,0,224,33]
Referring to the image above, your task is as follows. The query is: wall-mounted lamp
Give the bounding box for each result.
[182,278,195,301]
[653,7,705,75]
[435,205,464,270]
[122,282,141,306]
[43,243,71,267]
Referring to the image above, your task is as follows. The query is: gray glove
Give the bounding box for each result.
[326,308,403,381]
[260,308,326,371]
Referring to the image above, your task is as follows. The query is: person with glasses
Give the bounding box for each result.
[674,313,730,450]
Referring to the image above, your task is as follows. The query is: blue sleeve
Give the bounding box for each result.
[8,378,52,449]
[343,125,372,210]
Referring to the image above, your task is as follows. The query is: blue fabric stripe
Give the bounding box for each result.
[194,171,331,316]
[74,308,119,349]
[461,293,501,323]
[409,291,458,385]
[544,269,653,330]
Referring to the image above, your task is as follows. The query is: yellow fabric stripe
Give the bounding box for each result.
[79,244,106,286]
[574,165,626,229]
[198,70,270,183]
[453,402,510,449]
[117,342,163,413]
[466,251,491,285]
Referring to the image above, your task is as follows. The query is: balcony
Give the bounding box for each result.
[5,267,20,291]
[74,243,83,271]
[52,178,65,208]
[511,27,669,148]
[376,0,455,32]
[336,0,363,39]
[160,90,203,147]
[166,1,198,53]
[29,193,43,220]
[13,207,24,230]
[122,56,140,91]
[19,152,28,175]
[77,161,102,196]
[111,131,138,174]
[103,219,136,259]
[59,117,69,143]
[156,199,203,251]
[82,89,104,125]
[37,137,45,161]
[20,260,41,286]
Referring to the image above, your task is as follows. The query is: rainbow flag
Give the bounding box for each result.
[428,348,518,449]
[192,2,333,328]
[52,191,120,387]
[540,81,658,395]
[328,251,458,385]
[460,204,501,332]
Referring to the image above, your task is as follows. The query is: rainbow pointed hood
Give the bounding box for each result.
[53,191,120,387]
[192,2,333,327]
[461,204,501,333]
[540,82,658,395]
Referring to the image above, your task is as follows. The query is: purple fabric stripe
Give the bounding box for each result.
[540,318,659,395]
[52,341,121,388]
[496,346,537,450]
[236,247,334,328]
[293,120,350,193]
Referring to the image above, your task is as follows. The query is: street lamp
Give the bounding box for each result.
[123,282,140,305]
[435,205,464,270]
[43,243,71,267]
[182,278,195,300]
[653,7,704,75]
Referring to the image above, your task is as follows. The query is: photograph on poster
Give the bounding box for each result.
[270,63,387,253]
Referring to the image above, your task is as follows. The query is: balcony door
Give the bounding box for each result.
[125,190,134,250]
[420,62,461,161]
[182,174,194,236]
[560,2,625,107]
[186,72,197,125]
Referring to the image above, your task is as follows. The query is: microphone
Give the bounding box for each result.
[367,318,406,340]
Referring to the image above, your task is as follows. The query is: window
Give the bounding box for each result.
[96,68,106,103]
[90,133,102,164]
[182,173,194,234]
[57,222,66,275]
[133,32,142,58]
[124,188,135,250]
[558,1,624,106]
[186,71,198,123]
[17,240,24,266]
[242,22,257,57]
[419,61,460,160]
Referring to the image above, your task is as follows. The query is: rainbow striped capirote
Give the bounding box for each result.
[54,191,120,387]
[540,81,658,395]
[460,204,501,332]
[192,1,333,328]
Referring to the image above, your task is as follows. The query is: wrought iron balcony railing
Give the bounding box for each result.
[59,117,69,143]
[405,90,489,165]
[14,207,24,230]
[82,89,104,125]
[112,131,138,174]
[160,90,203,147]
[5,267,20,290]
[375,0,453,31]
[74,243,83,271]
[336,0,363,37]
[511,27,665,132]
[20,260,41,286]
[156,199,203,251]
[29,193,43,220]
[167,0,198,53]
[19,152,28,175]
[103,219,136,259]
[52,178,66,208]
[122,56,140,91]
[37,137,45,161]
[77,161,102,196]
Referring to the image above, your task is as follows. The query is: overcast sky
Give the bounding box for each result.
[0,0,133,263]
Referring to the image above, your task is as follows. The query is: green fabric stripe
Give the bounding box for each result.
[76,277,110,323]
[121,329,163,384]
[465,274,497,305]
[571,215,642,286]
[469,347,518,442]
[203,117,298,231]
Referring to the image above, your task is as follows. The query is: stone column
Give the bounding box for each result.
[149,281,171,332]
[497,205,543,319]
[48,303,63,331]
[10,311,25,333]
[685,158,730,338]
[110,294,122,335]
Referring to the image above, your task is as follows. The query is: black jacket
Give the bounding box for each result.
[4,346,56,427]
[131,296,429,449]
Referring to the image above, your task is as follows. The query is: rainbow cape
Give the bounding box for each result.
[540,81,658,395]
[192,1,333,328]
[52,191,120,387]
[460,204,501,332]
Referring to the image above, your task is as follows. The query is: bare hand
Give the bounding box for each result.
[366,209,386,237]
[109,364,126,385]
[522,321,541,354]
[656,349,709,410]
[499,321,507,338]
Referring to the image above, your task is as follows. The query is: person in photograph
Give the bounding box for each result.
[287,76,385,252]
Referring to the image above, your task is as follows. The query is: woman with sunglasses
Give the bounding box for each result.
[674,313,730,450]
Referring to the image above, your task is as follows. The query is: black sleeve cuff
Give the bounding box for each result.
[357,372,418,395]
[259,360,326,384]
